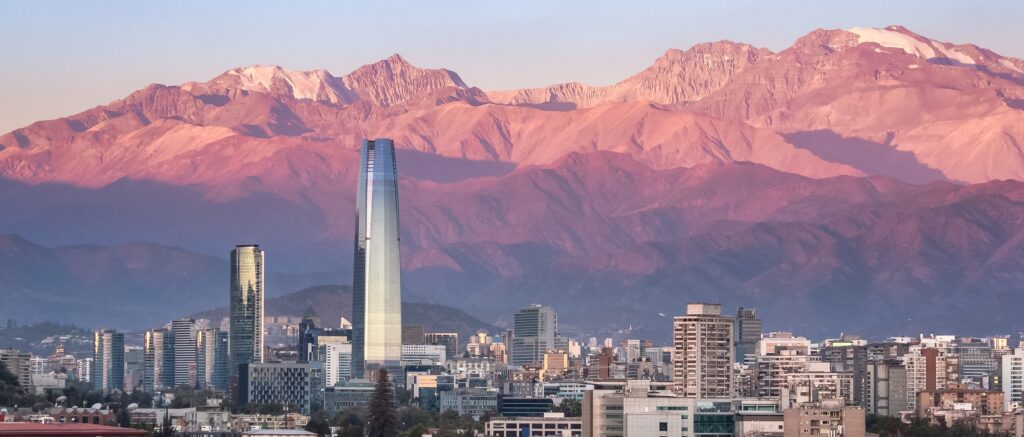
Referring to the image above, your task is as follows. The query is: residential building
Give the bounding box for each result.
[865,359,909,416]
[783,399,865,437]
[352,138,403,379]
[0,349,31,388]
[1001,348,1024,411]
[673,303,734,398]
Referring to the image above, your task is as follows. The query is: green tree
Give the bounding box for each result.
[305,409,332,437]
[368,369,399,437]
[0,360,28,407]
[553,398,581,417]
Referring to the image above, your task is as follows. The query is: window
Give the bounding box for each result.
[659,422,668,432]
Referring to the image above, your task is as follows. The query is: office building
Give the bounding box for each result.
[196,329,226,390]
[511,305,558,367]
[324,379,376,414]
[171,318,197,387]
[440,388,499,419]
[352,138,403,379]
[426,332,460,360]
[673,303,734,398]
[735,307,762,366]
[957,338,997,382]
[402,325,426,346]
[401,344,447,366]
[144,329,172,392]
[91,329,125,392]
[239,362,312,415]
[318,334,353,386]
[486,412,582,437]
[230,244,265,376]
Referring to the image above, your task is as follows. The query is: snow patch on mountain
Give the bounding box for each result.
[228,65,337,101]
[849,26,974,65]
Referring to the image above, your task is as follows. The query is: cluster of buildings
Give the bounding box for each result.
[7,139,1024,437]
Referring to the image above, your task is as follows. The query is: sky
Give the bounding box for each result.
[2,0,1022,133]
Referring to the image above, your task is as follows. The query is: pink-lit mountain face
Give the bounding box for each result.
[2,27,1024,337]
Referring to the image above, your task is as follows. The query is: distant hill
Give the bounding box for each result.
[191,284,498,341]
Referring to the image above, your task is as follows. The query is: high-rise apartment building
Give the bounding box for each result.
[352,138,403,378]
[91,329,125,393]
[0,349,31,388]
[230,244,265,377]
[673,303,734,398]
[735,307,762,365]
[865,359,909,416]
[1001,348,1024,411]
[511,305,558,367]
[171,318,197,388]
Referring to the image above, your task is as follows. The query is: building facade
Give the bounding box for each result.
[673,303,734,398]
[240,362,312,415]
[511,305,559,367]
[352,138,403,379]
[91,329,125,392]
[230,244,265,377]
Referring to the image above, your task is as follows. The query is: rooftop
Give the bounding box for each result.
[0,423,146,436]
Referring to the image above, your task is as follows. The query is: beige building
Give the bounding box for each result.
[673,303,734,398]
[783,400,865,437]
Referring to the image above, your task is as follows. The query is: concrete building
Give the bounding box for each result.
[485,412,582,437]
[756,333,814,399]
[318,335,353,386]
[916,386,1003,423]
[1002,347,1024,411]
[865,359,909,417]
[240,362,312,415]
[673,303,734,398]
[440,388,499,419]
[903,346,959,411]
[512,305,559,367]
[352,138,404,379]
[400,344,447,366]
[783,399,865,437]
[230,244,265,377]
[543,350,570,381]
[324,379,375,414]
[0,349,31,388]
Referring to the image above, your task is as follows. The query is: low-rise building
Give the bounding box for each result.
[239,362,312,415]
[486,412,582,437]
[324,379,375,414]
[440,388,499,420]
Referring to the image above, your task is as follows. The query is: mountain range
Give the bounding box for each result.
[1,26,1023,341]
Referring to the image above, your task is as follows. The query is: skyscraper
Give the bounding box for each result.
[673,303,734,398]
[91,329,125,393]
[172,318,197,387]
[143,329,171,392]
[511,304,558,367]
[352,138,402,378]
[230,244,265,377]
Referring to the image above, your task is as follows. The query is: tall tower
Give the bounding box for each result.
[673,303,734,398]
[143,329,169,392]
[91,329,125,393]
[735,307,762,365]
[352,138,403,378]
[172,318,197,387]
[230,244,265,377]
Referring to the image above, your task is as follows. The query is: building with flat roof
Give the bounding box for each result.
[673,303,734,398]
[239,362,311,415]
[485,412,582,437]
[782,400,865,437]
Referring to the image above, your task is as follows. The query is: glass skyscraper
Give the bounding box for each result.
[352,138,403,378]
[91,329,125,393]
[230,244,264,377]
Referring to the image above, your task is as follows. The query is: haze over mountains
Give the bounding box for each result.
[2,26,1023,340]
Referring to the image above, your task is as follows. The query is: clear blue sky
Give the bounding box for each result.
[2,0,1022,133]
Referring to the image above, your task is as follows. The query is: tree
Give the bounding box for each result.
[0,360,28,407]
[368,369,399,437]
[156,408,174,437]
[305,409,332,437]
[553,398,581,417]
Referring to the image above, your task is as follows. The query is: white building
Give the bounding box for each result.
[401,344,447,366]
[1002,348,1024,411]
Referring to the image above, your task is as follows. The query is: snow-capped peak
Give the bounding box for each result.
[847,26,974,65]
[227,65,339,101]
